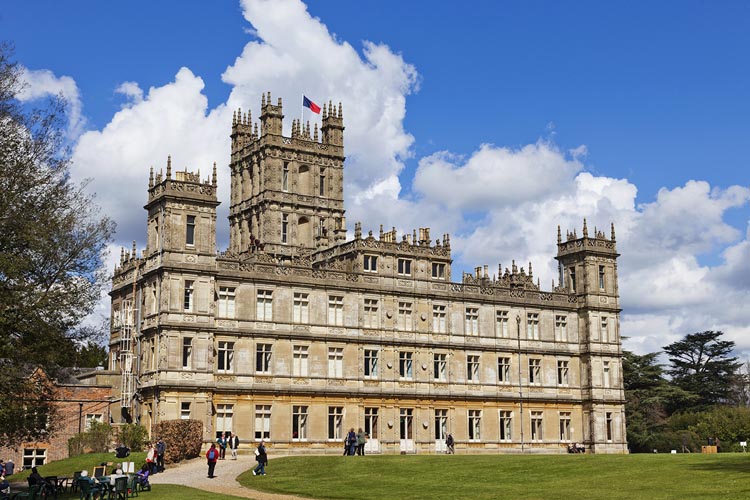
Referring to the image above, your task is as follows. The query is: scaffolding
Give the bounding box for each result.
[120,299,135,408]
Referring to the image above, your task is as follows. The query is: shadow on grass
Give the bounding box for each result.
[688,460,750,474]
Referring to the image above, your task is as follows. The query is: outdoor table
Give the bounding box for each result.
[56,477,71,493]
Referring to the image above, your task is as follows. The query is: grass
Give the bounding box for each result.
[237,453,750,500]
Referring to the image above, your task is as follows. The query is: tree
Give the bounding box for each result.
[663,331,741,408]
[0,44,115,446]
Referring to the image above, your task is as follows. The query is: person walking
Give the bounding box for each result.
[253,441,268,476]
[229,433,240,460]
[347,428,357,456]
[446,433,455,454]
[206,444,219,478]
[217,432,228,460]
[356,428,366,456]
[156,438,166,472]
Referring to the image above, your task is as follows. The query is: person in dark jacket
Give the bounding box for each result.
[347,428,357,456]
[252,441,267,476]
[28,467,46,486]
[156,438,166,472]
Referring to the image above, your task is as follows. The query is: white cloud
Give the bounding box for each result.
[114,81,144,106]
[18,67,84,138]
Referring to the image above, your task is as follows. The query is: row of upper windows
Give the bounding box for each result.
[364,255,446,279]
[203,403,617,443]
[566,265,611,293]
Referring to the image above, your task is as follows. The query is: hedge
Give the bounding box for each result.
[153,419,203,464]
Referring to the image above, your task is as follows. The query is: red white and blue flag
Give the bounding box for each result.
[303,96,321,114]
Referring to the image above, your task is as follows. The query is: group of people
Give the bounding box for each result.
[214,432,240,460]
[343,428,368,456]
[145,438,167,474]
[206,435,268,478]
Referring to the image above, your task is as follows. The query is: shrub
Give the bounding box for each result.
[68,433,86,456]
[153,419,203,464]
[86,421,113,452]
[118,423,149,452]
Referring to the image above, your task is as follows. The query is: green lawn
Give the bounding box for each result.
[238,453,750,500]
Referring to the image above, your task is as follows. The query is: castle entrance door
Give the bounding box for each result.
[399,408,414,453]
[434,409,448,453]
[364,407,379,453]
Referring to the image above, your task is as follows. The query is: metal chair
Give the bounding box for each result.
[111,477,128,500]
[127,476,139,498]
[70,472,82,494]
[76,479,100,500]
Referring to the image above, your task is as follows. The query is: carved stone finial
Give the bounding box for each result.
[262,93,266,107]
[583,218,588,238]
[166,155,172,178]
[149,166,154,188]
[611,222,616,242]
[529,261,533,277]
[338,102,342,119]
[212,162,217,186]
[557,225,562,244]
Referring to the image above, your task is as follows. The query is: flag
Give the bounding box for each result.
[303,96,321,114]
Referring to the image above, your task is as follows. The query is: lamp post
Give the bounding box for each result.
[78,402,83,434]
[516,314,524,453]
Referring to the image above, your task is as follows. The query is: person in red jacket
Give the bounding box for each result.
[206,443,218,478]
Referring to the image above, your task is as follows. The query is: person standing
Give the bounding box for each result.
[156,438,166,472]
[229,433,240,460]
[206,444,218,478]
[146,443,156,474]
[253,441,267,476]
[346,428,357,456]
[446,433,455,454]
[217,432,228,460]
[2,461,11,477]
[356,428,366,456]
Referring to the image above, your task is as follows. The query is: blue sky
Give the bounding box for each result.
[3,0,749,356]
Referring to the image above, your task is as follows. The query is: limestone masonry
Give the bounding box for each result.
[109,92,627,454]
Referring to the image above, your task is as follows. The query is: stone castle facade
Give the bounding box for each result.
[109,92,627,454]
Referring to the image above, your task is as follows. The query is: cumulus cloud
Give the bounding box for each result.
[114,81,144,106]
[18,66,85,138]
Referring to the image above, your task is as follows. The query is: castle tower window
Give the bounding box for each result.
[215,404,234,439]
[468,409,482,442]
[499,410,513,441]
[217,341,234,373]
[599,265,606,290]
[255,405,271,440]
[397,259,412,276]
[526,313,540,340]
[328,347,344,378]
[180,402,191,420]
[569,268,577,292]
[559,412,572,442]
[319,174,325,196]
[186,215,196,246]
[183,280,194,312]
[292,405,308,441]
[293,345,309,376]
[218,287,236,318]
[467,355,480,383]
[433,353,447,381]
[557,360,569,386]
[256,290,273,321]
[555,315,568,342]
[498,357,511,384]
[182,337,192,369]
[606,412,614,442]
[496,310,509,338]
[293,293,309,323]
[399,351,413,379]
[530,411,544,442]
[282,162,289,192]
[363,298,379,328]
[432,305,446,333]
[364,255,378,273]
[256,343,272,373]
[397,301,412,331]
[529,358,541,385]
[603,361,611,388]
[432,263,446,280]
[364,349,379,378]
[600,317,609,342]
[281,214,288,244]
[328,406,344,440]
[328,295,344,326]
[465,307,479,336]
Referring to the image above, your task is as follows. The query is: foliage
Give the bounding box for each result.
[0,44,115,447]
[153,419,203,464]
[117,423,149,452]
[0,368,58,447]
[67,421,113,454]
[663,330,741,408]
[687,406,750,452]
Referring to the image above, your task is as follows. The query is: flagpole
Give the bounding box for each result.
[301,94,304,136]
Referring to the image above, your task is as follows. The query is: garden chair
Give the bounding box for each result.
[43,477,59,500]
[70,472,82,494]
[126,476,138,498]
[111,477,128,500]
[76,479,100,500]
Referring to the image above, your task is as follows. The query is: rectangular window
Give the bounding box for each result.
[432,305,446,333]
[182,337,192,369]
[467,355,480,383]
[468,410,482,441]
[399,351,413,379]
[292,405,308,441]
[293,293,309,323]
[496,310,509,338]
[282,163,289,192]
[499,410,513,441]
[527,313,540,340]
[559,412,572,441]
[364,298,379,328]
[255,405,271,440]
[435,409,448,440]
[183,280,194,312]
[397,258,412,276]
[397,301,412,331]
[216,404,233,436]
[364,255,378,273]
[603,361,611,388]
[599,265,605,290]
[529,358,541,385]
[555,315,567,342]
[465,307,479,336]
[433,353,447,381]
[293,345,309,377]
[328,347,344,378]
[180,402,191,420]
[328,406,344,440]
[281,214,288,244]
[601,317,609,342]
[85,413,103,431]
[22,448,47,469]
[557,360,569,386]
[364,349,379,378]
[217,341,235,373]
[432,263,446,279]
[256,290,273,321]
[531,411,544,441]
[319,174,325,196]
[569,268,577,292]
[606,412,613,441]
[218,287,236,318]
[498,357,511,384]
[328,295,344,326]
[256,343,272,373]
[365,407,379,440]
[186,215,195,246]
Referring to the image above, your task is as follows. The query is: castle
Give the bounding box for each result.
[108,92,627,454]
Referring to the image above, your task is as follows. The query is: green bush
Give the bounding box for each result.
[118,423,149,452]
[153,419,203,464]
[68,433,86,456]
[86,421,113,452]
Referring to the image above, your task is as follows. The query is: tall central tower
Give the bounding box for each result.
[228,92,347,259]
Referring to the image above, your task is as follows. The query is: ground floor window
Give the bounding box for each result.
[255,405,271,440]
[293,405,308,441]
[23,448,46,468]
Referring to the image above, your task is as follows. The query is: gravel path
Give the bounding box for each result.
[149,455,313,500]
